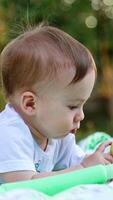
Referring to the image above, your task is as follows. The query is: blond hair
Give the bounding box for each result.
[0,25,96,97]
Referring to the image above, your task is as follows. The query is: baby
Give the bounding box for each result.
[0,24,113,183]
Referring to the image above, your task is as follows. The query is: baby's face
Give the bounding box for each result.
[33,69,95,139]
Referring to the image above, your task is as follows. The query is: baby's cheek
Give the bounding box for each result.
[60,117,72,131]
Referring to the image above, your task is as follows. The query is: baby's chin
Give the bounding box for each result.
[50,129,78,139]
[52,132,69,139]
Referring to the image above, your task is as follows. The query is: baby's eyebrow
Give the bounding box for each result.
[67,98,85,103]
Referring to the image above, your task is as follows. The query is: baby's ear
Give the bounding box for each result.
[20,91,36,115]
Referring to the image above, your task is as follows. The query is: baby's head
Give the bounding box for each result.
[0,25,96,138]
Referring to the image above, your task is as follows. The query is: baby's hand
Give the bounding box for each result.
[110,142,113,156]
[81,140,113,167]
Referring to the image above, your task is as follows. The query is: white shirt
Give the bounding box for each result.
[0,104,85,173]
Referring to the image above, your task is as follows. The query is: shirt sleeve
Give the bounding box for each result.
[0,122,36,173]
[53,133,86,171]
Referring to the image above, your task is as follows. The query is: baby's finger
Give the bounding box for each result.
[104,159,111,165]
[95,140,112,153]
[104,153,113,163]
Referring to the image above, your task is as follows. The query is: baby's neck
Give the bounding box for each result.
[23,119,49,151]
[29,125,48,151]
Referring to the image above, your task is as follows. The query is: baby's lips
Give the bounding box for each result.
[70,129,75,133]
[70,129,78,134]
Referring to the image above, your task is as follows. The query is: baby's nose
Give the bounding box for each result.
[74,110,84,122]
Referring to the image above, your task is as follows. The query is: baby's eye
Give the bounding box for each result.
[68,106,78,110]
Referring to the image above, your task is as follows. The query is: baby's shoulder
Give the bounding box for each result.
[0,106,32,141]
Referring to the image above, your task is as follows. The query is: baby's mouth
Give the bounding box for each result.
[70,128,78,134]
[70,129,76,133]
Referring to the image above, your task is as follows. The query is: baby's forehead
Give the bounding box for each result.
[34,71,94,107]
[34,66,75,90]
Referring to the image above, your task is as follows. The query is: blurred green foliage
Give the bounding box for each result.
[0,0,113,139]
